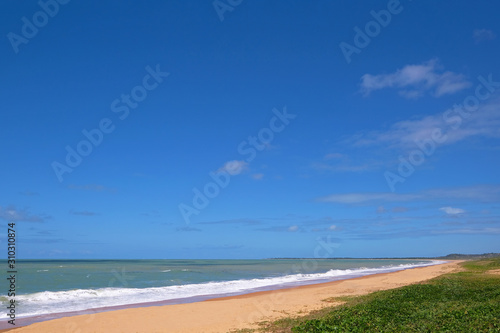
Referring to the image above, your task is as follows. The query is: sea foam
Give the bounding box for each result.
[5,260,445,318]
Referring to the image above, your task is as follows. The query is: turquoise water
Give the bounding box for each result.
[0,259,442,320]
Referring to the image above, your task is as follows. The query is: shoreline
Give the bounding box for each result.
[0,259,441,329]
[6,260,463,333]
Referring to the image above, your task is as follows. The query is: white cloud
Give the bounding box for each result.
[218,160,248,175]
[288,225,299,232]
[473,29,496,43]
[426,185,500,202]
[318,192,419,204]
[347,96,500,149]
[252,173,264,180]
[0,205,47,222]
[376,206,387,214]
[439,206,465,215]
[317,185,500,205]
[434,227,500,235]
[360,59,471,98]
[329,225,337,231]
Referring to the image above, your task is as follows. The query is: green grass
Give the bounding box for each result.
[232,257,500,333]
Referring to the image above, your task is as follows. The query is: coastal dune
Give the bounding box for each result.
[10,261,462,333]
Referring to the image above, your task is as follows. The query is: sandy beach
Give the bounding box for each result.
[7,261,462,333]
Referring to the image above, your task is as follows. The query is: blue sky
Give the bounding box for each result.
[1,0,499,259]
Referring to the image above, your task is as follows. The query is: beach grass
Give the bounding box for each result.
[232,257,500,332]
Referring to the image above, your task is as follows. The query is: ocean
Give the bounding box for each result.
[0,259,445,327]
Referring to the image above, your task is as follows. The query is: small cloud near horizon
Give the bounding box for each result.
[218,160,248,176]
[440,206,465,216]
[258,225,303,232]
[311,225,338,232]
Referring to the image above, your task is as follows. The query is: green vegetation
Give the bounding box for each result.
[233,257,500,332]
[270,253,500,260]
[437,253,500,260]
